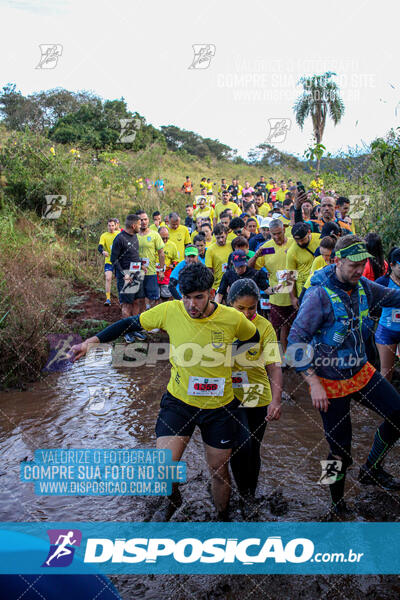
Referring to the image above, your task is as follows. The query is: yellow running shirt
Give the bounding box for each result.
[214,201,240,221]
[167,225,191,259]
[194,206,215,221]
[163,239,179,268]
[99,231,119,265]
[139,301,256,408]
[257,204,270,218]
[233,313,280,407]
[286,232,321,295]
[138,230,164,276]
[303,254,328,289]
[205,243,232,289]
[255,238,294,307]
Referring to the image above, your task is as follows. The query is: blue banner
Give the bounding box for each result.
[1,522,399,574]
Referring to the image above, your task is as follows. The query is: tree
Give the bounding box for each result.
[160,125,234,160]
[293,72,345,174]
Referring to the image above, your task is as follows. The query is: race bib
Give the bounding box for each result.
[222,263,228,273]
[129,262,141,273]
[141,258,150,268]
[231,371,249,388]
[392,309,400,323]
[188,376,225,396]
[260,298,270,310]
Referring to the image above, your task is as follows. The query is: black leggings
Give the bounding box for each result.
[230,405,268,496]
[320,370,400,468]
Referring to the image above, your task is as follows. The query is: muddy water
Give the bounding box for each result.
[1,357,400,599]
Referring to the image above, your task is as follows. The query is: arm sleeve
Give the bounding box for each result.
[168,278,182,300]
[255,270,269,290]
[217,273,229,296]
[97,316,143,343]
[294,207,304,223]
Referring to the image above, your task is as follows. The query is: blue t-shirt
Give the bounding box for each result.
[378,277,400,331]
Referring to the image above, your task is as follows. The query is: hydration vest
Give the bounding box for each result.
[314,281,373,368]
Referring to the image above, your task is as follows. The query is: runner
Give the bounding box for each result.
[286,235,400,516]
[169,245,200,299]
[242,181,255,195]
[286,222,321,308]
[149,211,165,232]
[69,262,260,521]
[276,182,288,203]
[98,218,119,306]
[192,234,207,263]
[375,247,400,381]
[215,249,268,304]
[255,191,270,218]
[227,278,282,516]
[249,217,271,252]
[185,204,195,233]
[200,222,213,247]
[157,226,179,300]
[181,175,193,198]
[154,176,165,196]
[254,175,268,200]
[336,197,355,233]
[194,196,214,221]
[214,190,240,226]
[248,219,295,352]
[136,210,165,308]
[167,212,191,259]
[110,214,145,340]
[295,194,352,234]
[205,224,232,291]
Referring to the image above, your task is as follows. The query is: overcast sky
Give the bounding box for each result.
[1,0,399,159]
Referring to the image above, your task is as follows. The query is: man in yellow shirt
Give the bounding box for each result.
[149,211,165,232]
[249,219,294,351]
[214,190,240,225]
[255,191,270,218]
[98,218,119,306]
[167,212,191,259]
[194,196,214,221]
[276,182,289,203]
[157,226,179,299]
[205,224,232,290]
[69,262,259,521]
[137,210,165,308]
[286,222,321,304]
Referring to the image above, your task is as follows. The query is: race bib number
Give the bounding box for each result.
[260,298,270,310]
[141,258,150,268]
[129,262,141,272]
[392,309,400,323]
[231,371,249,388]
[222,263,228,273]
[188,376,225,396]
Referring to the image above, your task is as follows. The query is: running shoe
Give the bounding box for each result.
[133,331,147,341]
[124,333,136,344]
[358,464,400,490]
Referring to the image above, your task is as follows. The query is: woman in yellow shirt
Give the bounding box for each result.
[228,278,282,515]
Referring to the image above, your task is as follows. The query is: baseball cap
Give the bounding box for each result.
[232,249,248,267]
[335,242,373,262]
[292,222,311,239]
[184,246,199,257]
[260,217,272,228]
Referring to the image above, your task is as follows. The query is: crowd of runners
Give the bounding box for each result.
[70,175,400,521]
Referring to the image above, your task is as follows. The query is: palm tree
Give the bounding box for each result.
[293,71,345,174]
